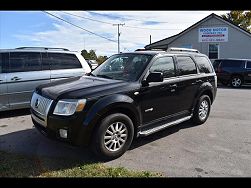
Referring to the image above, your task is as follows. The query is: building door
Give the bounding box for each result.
[208,44,219,60]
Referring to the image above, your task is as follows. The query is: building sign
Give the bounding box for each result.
[199,27,228,42]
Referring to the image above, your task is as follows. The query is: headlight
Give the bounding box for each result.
[53,99,86,116]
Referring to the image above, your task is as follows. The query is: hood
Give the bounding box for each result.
[37,76,136,100]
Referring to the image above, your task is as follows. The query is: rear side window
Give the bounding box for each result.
[150,56,175,78]
[246,61,251,69]
[9,52,42,72]
[221,60,244,68]
[195,56,213,73]
[47,53,82,70]
[176,56,197,76]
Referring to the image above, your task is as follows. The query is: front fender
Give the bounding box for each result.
[83,94,140,127]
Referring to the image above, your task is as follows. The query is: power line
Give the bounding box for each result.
[61,11,185,31]
[43,11,117,43]
[85,11,170,23]
[62,11,113,25]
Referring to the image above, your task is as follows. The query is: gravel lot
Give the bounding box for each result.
[1,85,251,177]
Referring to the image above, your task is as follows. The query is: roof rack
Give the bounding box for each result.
[167,47,200,53]
[135,48,165,51]
[15,47,70,51]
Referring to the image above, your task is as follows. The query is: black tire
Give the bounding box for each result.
[192,95,211,125]
[91,113,134,160]
[230,76,242,88]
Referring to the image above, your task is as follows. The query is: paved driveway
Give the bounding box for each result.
[1,86,251,177]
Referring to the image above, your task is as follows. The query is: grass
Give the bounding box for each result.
[0,151,161,177]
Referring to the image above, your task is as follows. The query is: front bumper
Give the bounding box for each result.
[31,108,93,146]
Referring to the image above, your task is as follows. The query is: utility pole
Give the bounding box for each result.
[150,35,152,44]
[113,23,125,53]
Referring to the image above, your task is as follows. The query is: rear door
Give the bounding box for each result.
[7,52,50,109]
[0,53,9,111]
[175,55,199,113]
[46,52,85,82]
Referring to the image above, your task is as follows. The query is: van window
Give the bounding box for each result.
[246,61,251,69]
[222,60,244,68]
[195,56,213,73]
[150,56,175,78]
[41,53,50,70]
[9,52,42,72]
[47,53,82,70]
[176,56,197,76]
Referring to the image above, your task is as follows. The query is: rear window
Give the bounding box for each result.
[46,53,82,70]
[195,56,213,73]
[9,52,42,72]
[176,56,197,76]
[246,61,251,69]
[221,60,244,68]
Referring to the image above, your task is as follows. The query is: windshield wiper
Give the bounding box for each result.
[96,74,112,79]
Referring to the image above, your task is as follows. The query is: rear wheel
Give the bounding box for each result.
[91,113,134,160]
[192,95,211,125]
[230,76,242,88]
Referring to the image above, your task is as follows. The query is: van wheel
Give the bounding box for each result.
[192,95,211,125]
[91,113,134,160]
[230,76,242,88]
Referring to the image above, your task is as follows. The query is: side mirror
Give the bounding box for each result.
[146,72,164,83]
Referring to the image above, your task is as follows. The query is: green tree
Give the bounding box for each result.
[81,49,90,60]
[89,50,97,60]
[96,55,108,65]
[221,11,251,32]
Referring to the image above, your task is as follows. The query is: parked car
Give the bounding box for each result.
[31,48,217,160]
[0,47,91,111]
[213,58,251,88]
[86,60,99,70]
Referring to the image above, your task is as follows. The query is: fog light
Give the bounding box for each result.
[59,129,68,138]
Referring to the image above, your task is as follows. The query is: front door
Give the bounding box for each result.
[140,56,180,125]
[245,60,251,83]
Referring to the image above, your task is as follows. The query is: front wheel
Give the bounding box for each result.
[91,113,134,160]
[192,95,211,125]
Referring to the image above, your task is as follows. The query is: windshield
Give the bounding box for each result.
[92,53,153,81]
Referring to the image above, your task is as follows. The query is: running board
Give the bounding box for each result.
[138,115,192,137]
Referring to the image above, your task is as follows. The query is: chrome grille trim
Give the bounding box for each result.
[31,92,53,127]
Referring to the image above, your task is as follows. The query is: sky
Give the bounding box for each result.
[0,11,229,56]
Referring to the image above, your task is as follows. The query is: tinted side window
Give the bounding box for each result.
[195,56,213,73]
[9,52,42,72]
[222,60,244,68]
[246,61,251,69]
[41,53,50,70]
[176,56,197,76]
[150,56,175,78]
[48,53,82,70]
[0,53,2,73]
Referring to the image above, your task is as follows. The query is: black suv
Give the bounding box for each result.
[31,48,217,159]
[213,58,251,88]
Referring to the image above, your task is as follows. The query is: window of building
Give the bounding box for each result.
[208,44,219,59]
[149,56,175,78]
[9,52,42,73]
[176,56,197,76]
[194,56,213,73]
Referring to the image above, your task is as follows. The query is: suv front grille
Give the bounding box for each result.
[31,92,53,127]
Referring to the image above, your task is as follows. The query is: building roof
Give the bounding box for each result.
[145,13,251,49]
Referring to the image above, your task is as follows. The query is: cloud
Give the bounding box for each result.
[12,11,229,56]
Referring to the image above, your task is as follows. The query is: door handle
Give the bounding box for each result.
[196,79,203,83]
[11,76,21,81]
[170,84,177,88]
